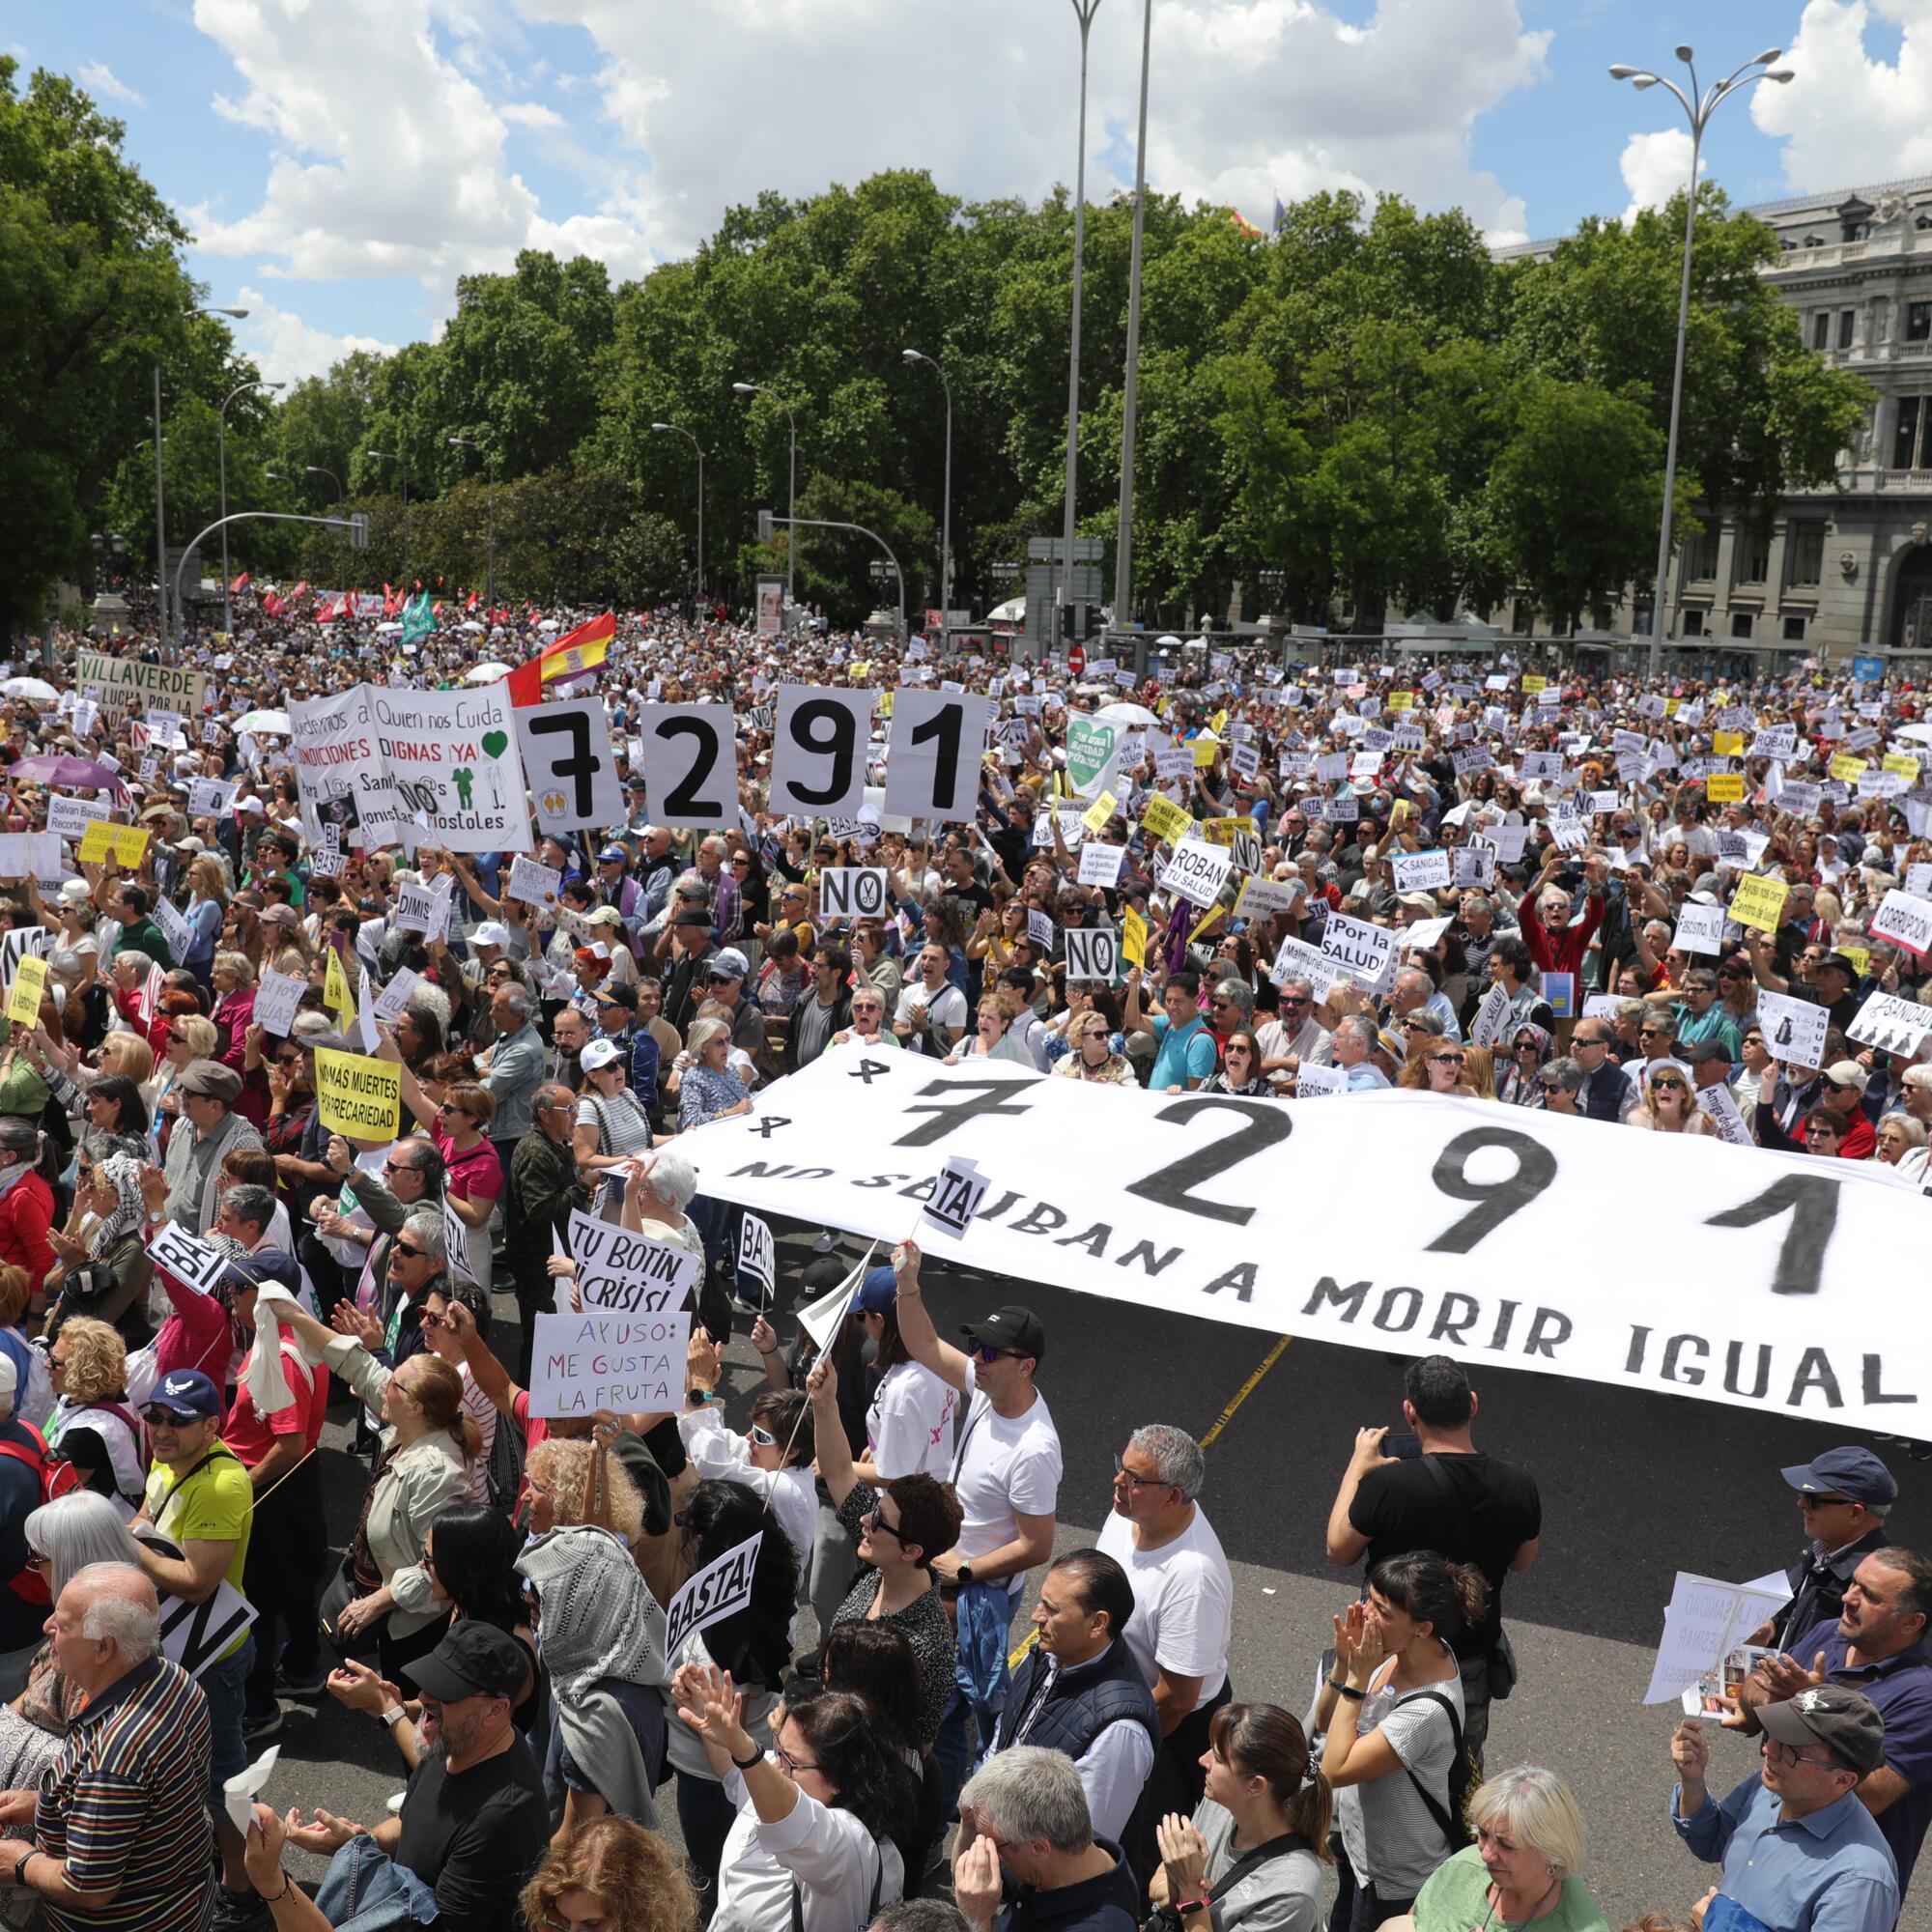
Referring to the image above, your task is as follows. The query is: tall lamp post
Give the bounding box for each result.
[219,376,284,633]
[1610,44,1793,672]
[1114,0,1152,634]
[304,467,348,595]
[901,349,952,629]
[156,303,248,647]
[733,382,798,611]
[445,435,498,606]
[1060,0,1103,651]
[651,422,706,606]
[366,447,409,573]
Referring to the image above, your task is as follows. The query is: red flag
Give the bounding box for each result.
[504,611,616,707]
[346,589,359,618]
[291,581,309,600]
[230,571,250,592]
[466,591,479,611]
[433,602,443,617]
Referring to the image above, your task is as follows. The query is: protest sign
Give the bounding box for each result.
[564,1210,700,1314]
[695,1055,1932,1431]
[737,1215,775,1306]
[1673,903,1725,956]
[1160,839,1233,910]
[148,1221,231,1295]
[1727,873,1789,934]
[253,969,306,1038]
[1705,774,1746,804]
[504,854,562,910]
[1390,850,1452,894]
[393,879,445,937]
[526,1308,693,1418]
[1026,908,1056,949]
[5,954,46,1028]
[1293,1063,1349,1097]
[1847,990,1932,1060]
[1079,790,1118,837]
[1871,889,1932,957]
[1644,1571,1791,1706]
[374,967,422,1025]
[313,1048,401,1138]
[76,820,147,867]
[74,651,206,722]
[1077,842,1126,889]
[1063,925,1121,987]
[1319,912,1397,992]
[1141,795,1194,846]
[46,795,108,842]
[1122,907,1148,969]
[663,1533,764,1661]
[819,868,888,921]
[130,1532,257,1680]
[1756,990,1829,1069]
[151,895,195,966]
[1064,718,1119,797]
[922,1156,991,1240]
[1234,875,1301,921]
[518,696,629,838]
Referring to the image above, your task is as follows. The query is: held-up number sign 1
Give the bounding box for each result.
[771,686,877,822]
[883,690,993,823]
[514,696,628,840]
[628,703,741,833]
[819,868,888,921]
[1063,925,1121,986]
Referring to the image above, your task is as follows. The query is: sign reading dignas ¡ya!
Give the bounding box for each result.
[689,1054,1932,1431]
[74,652,208,722]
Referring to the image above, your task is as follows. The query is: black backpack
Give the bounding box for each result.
[1395,1689,1472,1853]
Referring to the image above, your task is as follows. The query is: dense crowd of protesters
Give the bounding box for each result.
[0,589,1918,1932]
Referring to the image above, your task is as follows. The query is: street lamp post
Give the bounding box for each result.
[733,383,798,611]
[1114,0,1152,634]
[219,377,284,633]
[1060,0,1103,651]
[155,304,248,648]
[445,436,498,606]
[1610,44,1793,672]
[901,350,952,629]
[366,447,409,573]
[651,422,706,606]
[303,467,348,595]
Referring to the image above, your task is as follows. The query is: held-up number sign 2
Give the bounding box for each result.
[630,703,741,832]
[819,868,888,921]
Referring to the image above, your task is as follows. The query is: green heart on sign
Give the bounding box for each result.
[481,730,507,759]
[1065,718,1118,795]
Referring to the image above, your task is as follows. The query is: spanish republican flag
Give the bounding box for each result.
[505,611,614,707]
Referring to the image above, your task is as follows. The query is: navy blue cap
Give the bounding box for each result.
[855,1266,897,1315]
[218,1249,304,1299]
[1781,1446,1896,1506]
[146,1369,221,1419]
[598,844,628,864]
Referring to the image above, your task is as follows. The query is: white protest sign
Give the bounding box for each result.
[795,1241,878,1356]
[1581,995,1623,1022]
[374,967,422,1025]
[564,1209,701,1314]
[1077,842,1126,889]
[393,880,441,936]
[151,895,195,964]
[1872,889,1932,957]
[46,795,107,842]
[1907,864,1932,900]
[737,1214,775,1303]
[1235,876,1302,921]
[1319,911,1397,993]
[1696,1081,1753,1149]
[1847,990,1932,1061]
[187,779,239,817]
[148,1221,230,1295]
[527,1307,692,1417]
[818,868,888,922]
[771,686,876,821]
[1672,902,1725,957]
[922,1155,991,1240]
[1390,850,1452,895]
[664,1531,764,1661]
[504,854,562,911]
[517,696,629,838]
[253,968,306,1039]
[884,691,994,822]
[1063,925,1121,986]
[1468,980,1514,1050]
[692,1054,1932,1430]
[133,1534,258,1680]
[1293,1063,1349,1097]
[1160,839,1234,910]
[1644,1571,1792,1706]
[1025,908,1055,950]
[1756,990,1830,1070]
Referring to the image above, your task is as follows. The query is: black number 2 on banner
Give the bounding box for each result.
[655,716,729,820]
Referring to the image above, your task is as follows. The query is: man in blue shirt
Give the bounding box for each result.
[1123,968,1217,1093]
[1737,1547,1932,1900]
[1671,1685,1898,1932]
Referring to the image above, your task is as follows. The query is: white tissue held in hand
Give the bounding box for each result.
[224,1745,278,1836]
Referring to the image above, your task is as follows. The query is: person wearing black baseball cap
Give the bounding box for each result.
[887,1240,1061,1821]
[1754,1448,1898,1651]
[261,1621,547,1932]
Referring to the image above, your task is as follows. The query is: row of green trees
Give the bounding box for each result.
[1,55,1873,641]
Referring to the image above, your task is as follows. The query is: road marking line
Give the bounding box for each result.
[1004,1333,1291,1670]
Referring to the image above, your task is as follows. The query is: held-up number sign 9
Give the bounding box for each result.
[765,686,997,828]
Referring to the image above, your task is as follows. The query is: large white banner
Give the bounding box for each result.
[684,1055,1932,1430]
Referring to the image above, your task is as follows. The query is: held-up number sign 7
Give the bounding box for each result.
[887,1081,1846,1299]
[514,697,628,839]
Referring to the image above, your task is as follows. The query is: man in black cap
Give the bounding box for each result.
[889,1240,1062,1821]
[1671,1685,1898,1932]
[272,1622,546,1932]
[660,887,718,1033]
[1755,1448,1898,1651]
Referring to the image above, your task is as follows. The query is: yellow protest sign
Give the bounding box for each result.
[1842,946,1871,979]
[876,690,894,719]
[1663,698,1680,715]
[1706,774,1746,803]
[6,954,47,1028]
[1141,795,1195,846]
[1830,752,1867,783]
[1186,900,1225,947]
[1884,753,1921,783]
[1520,676,1547,696]
[1199,816,1247,848]
[324,947,355,1029]
[1209,710,1229,735]
[1712,731,1744,756]
[1191,737,1220,769]
[76,820,149,867]
[850,660,870,679]
[1728,872,1790,934]
[1080,789,1118,836]
[1387,691,1414,711]
[1122,906,1148,969]
[314,1048,401,1139]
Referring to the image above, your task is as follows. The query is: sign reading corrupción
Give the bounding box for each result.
[685,1055,1931,1431]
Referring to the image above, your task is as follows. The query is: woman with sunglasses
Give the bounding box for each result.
[673,1664,916,1932]
[675,1332,818,1570]
[379,1023,502,1292]
[1496,1023,1553,1107]
[1538,1057,1586,1117]
[1630,1060,1719,1135]
[805,1356,961,1755]
[1053,1001,1134,1085]
[1202,1027,1271,1097]
[1398,1036,1475,1098]
[151,1012,217,1157]
[43,1152,154,1349]
[667,1017,752,1130]
[827,983,898,1052]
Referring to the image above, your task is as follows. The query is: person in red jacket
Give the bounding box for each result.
[1518,849,1606,980]
[0,1118,54,1310]
[1806,1062,1880,1160]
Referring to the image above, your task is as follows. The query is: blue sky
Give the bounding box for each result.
[10,0,1929,381]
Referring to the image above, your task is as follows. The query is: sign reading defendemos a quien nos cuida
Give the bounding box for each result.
[687,1053,1932,1432]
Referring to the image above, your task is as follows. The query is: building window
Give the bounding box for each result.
[1680,529,1717,582]
[1782,615,1807,641]
[1731,612,1755,639]
[1681,609,1705,637]
[1786,522,1826,587]
[1811,312,1832,351]
[1909,302,1932,343]
[1894,395,1932,470]
[1734,526,1771,585]
[1839,309,1857,350]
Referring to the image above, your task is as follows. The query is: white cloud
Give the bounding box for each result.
[498,99,563,128]
[234,286,399,384]
[1618,128,1703,224]
[77,59,146,107]
[1751,0,1932,187]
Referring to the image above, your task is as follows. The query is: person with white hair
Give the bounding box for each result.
[0,1563,214,1932]
[1411,1766,1608,1932]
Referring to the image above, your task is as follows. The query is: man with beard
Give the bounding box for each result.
[266,1623,546,1932]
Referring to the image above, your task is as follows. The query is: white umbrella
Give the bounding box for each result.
[460,619,487,634]
[236,709,290,734]
[1095,700,1158,727]
[464,663,511,684]
[1896,723,1932,745]
[538,617,560,631]
[377,621,404,635]
[1155,634,1182,648]
[2,678,58,702]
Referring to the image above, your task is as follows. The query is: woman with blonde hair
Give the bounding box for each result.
[945,989,1033,1067]
[520,1816,697,1932]
[183,857,230,989]
[524,1436,647,1545]
[1460,1044,1499,1100]
[43,1315,144,1513]
[1411,1765,1608,1932]
[1630,1061,1719,1135]
[1398,1037,1475,1097]
[153,1012,219,1152]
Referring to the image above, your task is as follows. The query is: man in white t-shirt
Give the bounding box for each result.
[893,943,969,1055]
[1095,1423,1235,1884]
[891,1239,1062,1819]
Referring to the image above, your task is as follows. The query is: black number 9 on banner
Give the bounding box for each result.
[772,687,876,821]
[885,690,993,822]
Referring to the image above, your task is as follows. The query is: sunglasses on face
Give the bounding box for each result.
[748,1423,778,1447]
[1652,1078,1688,1093]
[394,1241,426,1260]
[970,1343,1023,1365]
[860,1507,909,1545]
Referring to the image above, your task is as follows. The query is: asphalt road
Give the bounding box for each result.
[265,1237,1932,1930]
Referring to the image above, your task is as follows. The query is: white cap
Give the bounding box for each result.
[471,922,510,949]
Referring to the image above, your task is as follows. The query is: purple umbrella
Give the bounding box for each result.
[9,754,128,790]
